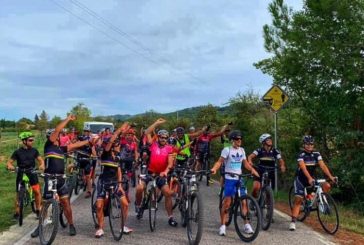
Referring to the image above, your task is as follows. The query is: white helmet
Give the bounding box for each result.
[259,133,272,144]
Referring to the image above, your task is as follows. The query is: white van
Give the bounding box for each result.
[83,121,114,134]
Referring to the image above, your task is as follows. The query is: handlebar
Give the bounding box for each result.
[222,171,253,179]
[8,167,41,175]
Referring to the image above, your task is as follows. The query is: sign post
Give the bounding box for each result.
[262,85,289,193]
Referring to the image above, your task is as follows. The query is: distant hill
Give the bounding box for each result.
[102,105,232,122]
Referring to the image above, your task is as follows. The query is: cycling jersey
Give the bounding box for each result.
[11,147,39,169]
[119,139,137,162]
[195,134,219,153]
[296,150,322,186]
[176,134,191,160]
[99,149,118,180]
[252,147,282,166]
[221,146,246,180]
[60,134,70,147]
[148,142,174,174]
[44,140,67,174]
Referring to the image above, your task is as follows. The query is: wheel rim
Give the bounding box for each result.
[109,195,124,241]
[187,193,203,244]
[317,193,339,234]
[39,200,59,245]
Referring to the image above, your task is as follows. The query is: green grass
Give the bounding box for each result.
[0,131,45,232]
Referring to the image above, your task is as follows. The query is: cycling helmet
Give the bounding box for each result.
[46,129,55,137]
[229,130,243,140]
[19,131,34,140]
[126,129,135,135]
[176,127,185,134]
[189,126,195,131]
[83,125,91,131]
[303,135,314,144]
[259,133,272,144]
[157,129,169,137]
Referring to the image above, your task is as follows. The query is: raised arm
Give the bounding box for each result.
[210,124,229,138]
[145,118,167,144]
[50,114,76,143]
[105,122,130,152]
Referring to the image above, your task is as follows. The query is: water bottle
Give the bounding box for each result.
[306,193,314,207]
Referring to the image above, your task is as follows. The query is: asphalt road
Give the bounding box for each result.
[1,177,337,245]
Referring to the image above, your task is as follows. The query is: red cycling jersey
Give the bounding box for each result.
[148,142,174,174]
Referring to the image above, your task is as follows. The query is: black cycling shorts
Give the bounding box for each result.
[78,159,92,175]
[16,171,39,192]
[96,178,123,199]
[140,173,167,190]
[43,177,69,199]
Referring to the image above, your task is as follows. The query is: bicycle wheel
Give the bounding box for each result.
[317,193,339,234]
[288,185,308,222]
[91,188,99,228]
[39,199,59,245]
[205,161,210,186]
[234,195,261,242]
[149,188,157,232]
[18,187,25,226]
[260,186,274,230]
[218,186,224,212]
[108,194,124,241]
[59,205,68,228]
[186,190,203,245]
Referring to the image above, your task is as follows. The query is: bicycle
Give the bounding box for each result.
[218,172,261,242]
[288,177,339,234]
[255,165,276,231]
[37,172,68,245]
[10,167,38,226]
[136,173,159,232]
[91,180,125,241]
[197,153,211,186]
[177,168,206,245]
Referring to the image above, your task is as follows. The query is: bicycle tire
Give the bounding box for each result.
[260,186,274,230]
[288,185,308,222]
[109,194,124,241]
[205,160,210,187]
[186,191,203,245]
[234,195,261,242]
[91,188,99,229]
[317,192,339,234]
[31,200,36,214]
[18,187,25,226]
[74,173,80,195]
[39,199,59,245]
[149,187,157,232]
[218,186,224,212]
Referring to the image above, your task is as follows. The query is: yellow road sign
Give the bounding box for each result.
[262,85,289,112]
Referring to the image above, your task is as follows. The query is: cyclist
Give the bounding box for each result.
[194,124,228,173]
[289,135,337,231]
[95,122,132,238]
[6,132,45,220]
[31,114,95,238]
[134,118,178,227]
[119,128,139,195]
[168,129,177,146]
[77,127,97,198]
[220,128,232,148]
[248,133,286,198]
[175,126,205,167]
[210,130,259,236]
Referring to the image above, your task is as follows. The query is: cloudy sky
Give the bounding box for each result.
[0,0,302,120]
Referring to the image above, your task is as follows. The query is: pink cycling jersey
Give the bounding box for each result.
[148,142,174,174]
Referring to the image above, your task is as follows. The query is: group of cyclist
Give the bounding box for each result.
[5,114,337,242]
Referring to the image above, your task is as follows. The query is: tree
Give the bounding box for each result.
[68,103,92,132]
[16,117,33,130]
[38,110,49,132]
[49,116,62,128]
[34,114,39,129]
[255,0,364,210]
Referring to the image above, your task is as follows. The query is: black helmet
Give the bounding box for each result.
[303,135,314,144]
[229,130,242,140]
[176,127,184,134]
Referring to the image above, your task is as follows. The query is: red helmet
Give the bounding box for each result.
[126,129,135,135]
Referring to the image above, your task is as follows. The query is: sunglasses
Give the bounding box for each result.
[27,139,34,142]
[305,143,314,146]
[233,137,242,141]
[159,136,168,140]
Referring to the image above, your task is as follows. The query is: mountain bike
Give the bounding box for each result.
[37,173,68,245]
[11,167,38,226]
[288,178,339,234]
[177,169,207,245]
[91,180,124,241]
[219,172,261,242]
[136,173,159,232]
[255,165,276,231]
